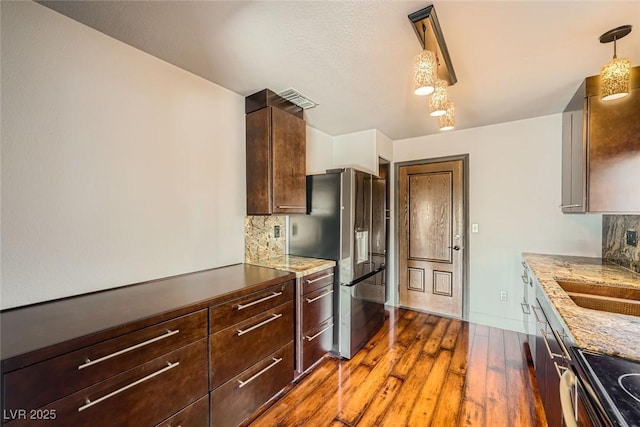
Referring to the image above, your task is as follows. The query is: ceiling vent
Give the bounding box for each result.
[277,88,318,109]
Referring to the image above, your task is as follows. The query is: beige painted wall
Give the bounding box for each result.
[394,114,602,331]
[1,2,246,308]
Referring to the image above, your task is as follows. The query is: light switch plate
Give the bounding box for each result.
[626,230,638,247]
[472,223,479,233]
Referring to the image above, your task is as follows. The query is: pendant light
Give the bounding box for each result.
[439,101,455,131]
[599,25,632,101]
[414,24,436,95]
[429,79,448,116]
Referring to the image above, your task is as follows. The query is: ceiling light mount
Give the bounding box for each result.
[599,25,633,101]
[408,5,457,86]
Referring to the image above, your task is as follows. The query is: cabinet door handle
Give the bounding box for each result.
[540,329,564,359]
[236,292,283,311]
[521,274,529,284]
[304,324,334,342]
[554,361,569,379]
[237,357,282,389]
[237,313,282,336]
[553,329,573,361]
[521,261,528,269]
[306,289,334,304]
[559,204,582,208]
[277,205,306,209]
[78,361,179,411]
[531,305,546,324]
[78,329,179,370]
[307,273,334,284]
[520,302,531,315]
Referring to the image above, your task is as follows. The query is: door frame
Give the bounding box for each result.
[393,154,470,320]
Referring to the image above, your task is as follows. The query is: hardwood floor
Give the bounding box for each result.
[251,308,547,427]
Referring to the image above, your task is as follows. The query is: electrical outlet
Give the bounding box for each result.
[274,225,280,238]
[626,230,638,247]
[499,290,508,301]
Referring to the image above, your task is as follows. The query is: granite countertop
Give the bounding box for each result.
[523,253,640,361]
[247,255,336,278]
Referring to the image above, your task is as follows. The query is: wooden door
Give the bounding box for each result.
[398,160,464,318]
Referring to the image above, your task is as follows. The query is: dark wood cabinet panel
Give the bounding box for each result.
[209,280,293,334]
[5,339,208,427]
[4,310,207,414]
[271,107,306,214]
[209,302,294,389]
[245,90,306,216]
[155,395,209,427]
[302,284,333,333]
[562,66,640,213]
[301,268,335,295]
[301,318,333,372]
[210,342,294,427]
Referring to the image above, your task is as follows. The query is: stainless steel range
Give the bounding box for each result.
[289,168,387,359]
[572,348,640,427]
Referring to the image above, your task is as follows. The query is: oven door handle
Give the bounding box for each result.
[560,369,578,427]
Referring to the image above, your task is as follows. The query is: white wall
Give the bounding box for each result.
[1,2,246,309]
[306,126,333,175]
[394,114,602,331]
[333,129,378,175]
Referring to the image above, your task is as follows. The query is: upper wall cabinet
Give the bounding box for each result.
[562,66,640,213]
[245,90,306,215]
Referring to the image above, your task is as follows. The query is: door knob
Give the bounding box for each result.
[449,245,461,251]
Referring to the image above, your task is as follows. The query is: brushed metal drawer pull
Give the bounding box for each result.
[540,329,564,359]
[531,306,546,324]
[78,329,180,370]
[236,292,283,311]
[521,261,528,269]
[554,361,568,379]
[237,313,282,336]
[78,361,179,412]
[559,204,582,208]
[277,205,306,209]
[554,329,573,362]
[237,357,282,389]
[521,274,529,284]
[305,324,334,342]
[306,289,334,304]
[307,273,334,284]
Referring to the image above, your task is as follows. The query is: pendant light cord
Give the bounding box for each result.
[613,36,618,59]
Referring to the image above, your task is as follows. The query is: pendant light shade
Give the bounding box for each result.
[439,101,455,131]
[429,79,448,116]
[414,50,436,95]
[599,25,633,101]
[601,57,631,101]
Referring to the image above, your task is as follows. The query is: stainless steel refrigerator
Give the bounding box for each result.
[289,168,387,359]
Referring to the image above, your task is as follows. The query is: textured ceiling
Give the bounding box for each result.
[39,1,640,140]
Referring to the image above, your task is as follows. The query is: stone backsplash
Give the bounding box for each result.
[245,216,286,263]
[602,214,640,273]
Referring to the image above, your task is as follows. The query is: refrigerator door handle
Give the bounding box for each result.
[341,265,385,287]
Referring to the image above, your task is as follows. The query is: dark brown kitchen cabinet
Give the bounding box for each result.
[246,89,306,215]
[297,268,334,374]
[1,264,296,427]
[209,279,295,426]
[562,66,640,213]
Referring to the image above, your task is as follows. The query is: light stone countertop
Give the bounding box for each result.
[523,253,640,361]
[247,255,336,278]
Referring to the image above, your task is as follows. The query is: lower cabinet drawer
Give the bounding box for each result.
[5,339,208,427]
[155,395,209,427]
[302,284,333,332]
[210,302,293,389]
[3,310,207,414]
[302,268,335,295]
[302,318,333,372]
[210,342,294,427]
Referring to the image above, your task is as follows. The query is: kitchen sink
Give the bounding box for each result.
[555,280,640,317]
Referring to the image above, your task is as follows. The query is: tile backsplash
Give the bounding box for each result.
[245,216,286,263]
[602,214,640,273]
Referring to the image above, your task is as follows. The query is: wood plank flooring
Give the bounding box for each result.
[250,308,547,427]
